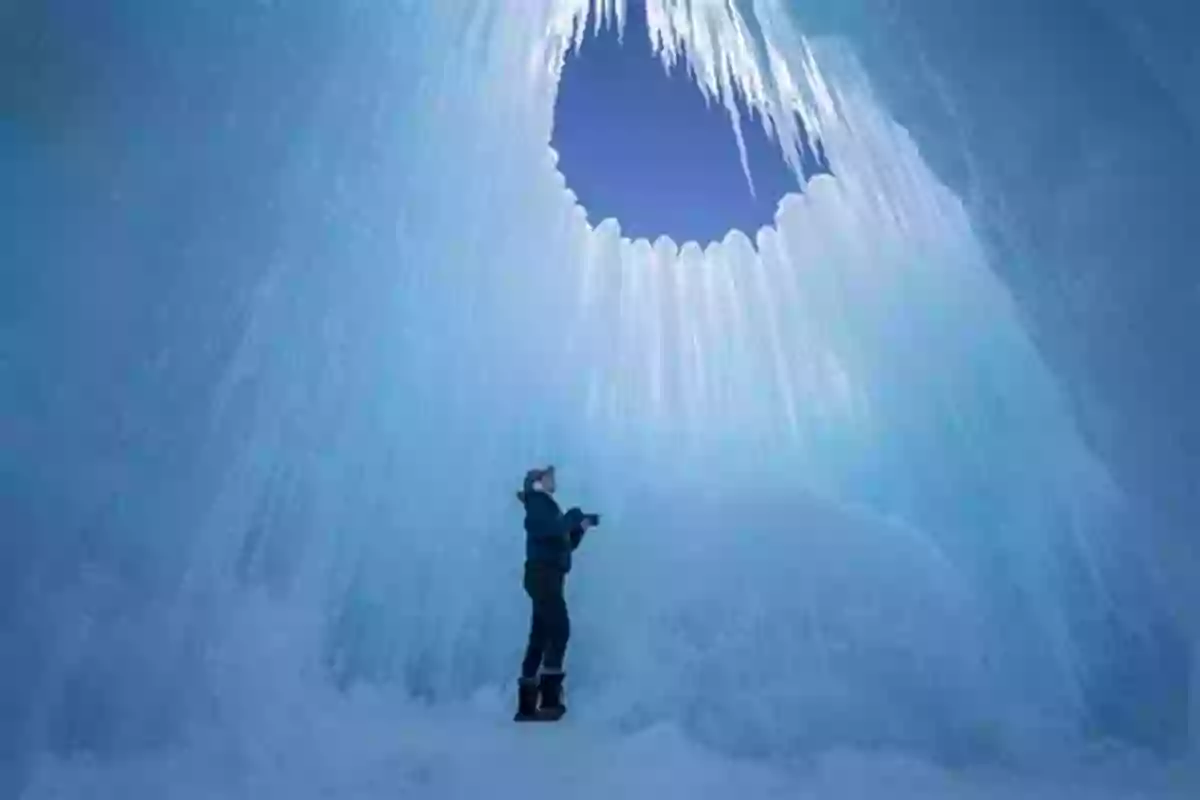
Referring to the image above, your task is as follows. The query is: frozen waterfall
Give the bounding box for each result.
[1,1,1196,797]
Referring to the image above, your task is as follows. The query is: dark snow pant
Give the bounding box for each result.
[520,562,570,679]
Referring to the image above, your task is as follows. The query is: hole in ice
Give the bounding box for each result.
[551,1,830,246]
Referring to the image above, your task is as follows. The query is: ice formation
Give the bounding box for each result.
[2,0,1196,797]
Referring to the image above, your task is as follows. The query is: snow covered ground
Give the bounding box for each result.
[22,695,1197,800]
[18,592,1198,800]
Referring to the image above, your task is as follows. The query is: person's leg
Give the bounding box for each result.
[520,565,548,680]
[520,618,546,680]
[542,585,570,674]
[538,572,570,716]
[516,565,548,719]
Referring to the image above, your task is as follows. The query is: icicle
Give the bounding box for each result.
[547,0,833,193]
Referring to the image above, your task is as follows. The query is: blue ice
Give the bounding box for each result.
[1,1,1196,797]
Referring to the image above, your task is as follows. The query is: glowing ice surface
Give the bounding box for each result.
[4,0,1196,797]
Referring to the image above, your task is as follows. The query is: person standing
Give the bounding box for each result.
[514,465,599,721]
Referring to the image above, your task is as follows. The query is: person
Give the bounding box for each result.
[513,465,599,721]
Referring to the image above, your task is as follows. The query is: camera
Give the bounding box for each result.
[565,508,601,528]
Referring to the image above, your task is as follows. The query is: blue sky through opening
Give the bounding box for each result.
[551,1,830,245]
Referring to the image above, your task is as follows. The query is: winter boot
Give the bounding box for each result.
[537,671,567,720]
[513,678,540,722]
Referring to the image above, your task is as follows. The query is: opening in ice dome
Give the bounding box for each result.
[551,1,830,246]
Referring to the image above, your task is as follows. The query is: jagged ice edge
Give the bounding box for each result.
[544,0,839,199]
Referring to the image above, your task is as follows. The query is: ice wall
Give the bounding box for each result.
[784,0,1200,753]
[213,0,1113,754]
[1,0,1196,796]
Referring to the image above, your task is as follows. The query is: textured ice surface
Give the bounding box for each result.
[18,596,1198,800]
[2,0,1197,797]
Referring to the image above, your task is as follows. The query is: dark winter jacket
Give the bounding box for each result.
[520,474,587,574]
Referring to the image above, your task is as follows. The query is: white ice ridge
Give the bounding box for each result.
[545,0,837,196]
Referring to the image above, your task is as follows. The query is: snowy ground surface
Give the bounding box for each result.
[21,687,1198,800]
